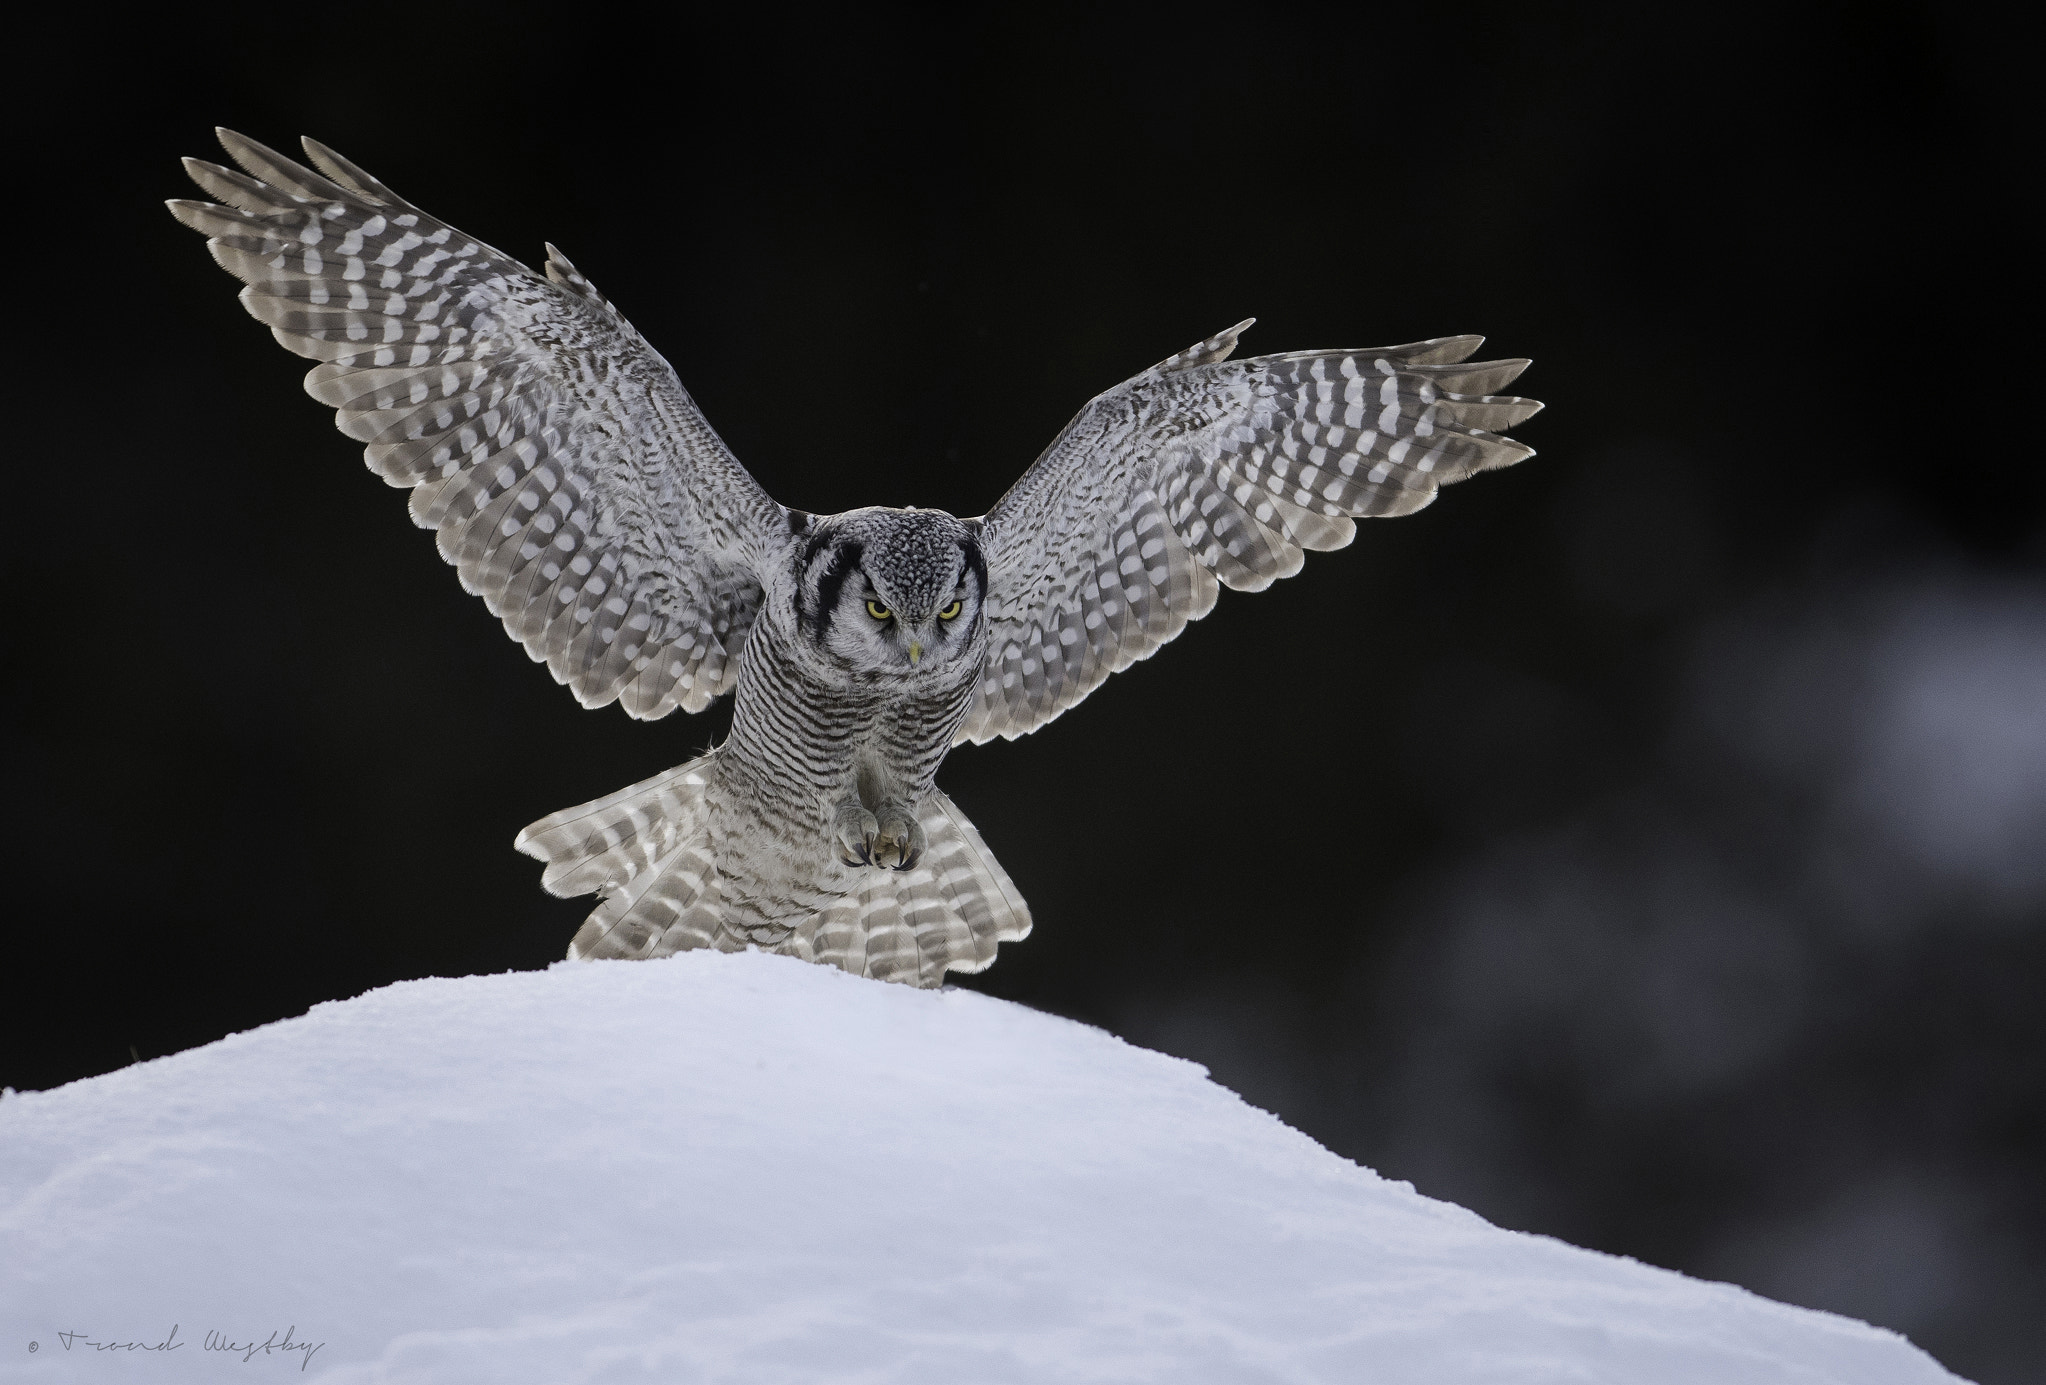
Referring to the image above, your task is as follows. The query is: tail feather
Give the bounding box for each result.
[514,760,1031,986]
[791,888,923,985]
[566,833,726,961]
[515,756,717,899]
[918,793,1030,975]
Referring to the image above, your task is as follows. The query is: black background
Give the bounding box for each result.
[6,5,2040,1380]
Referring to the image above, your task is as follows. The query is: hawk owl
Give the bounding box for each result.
[171,130,1542,987]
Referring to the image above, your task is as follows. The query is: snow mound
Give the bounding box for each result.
[1,952,1962,1383]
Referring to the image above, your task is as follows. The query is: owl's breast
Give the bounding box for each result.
[720,609,977,811]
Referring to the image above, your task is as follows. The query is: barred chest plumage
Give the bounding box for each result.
[704,551,989,940]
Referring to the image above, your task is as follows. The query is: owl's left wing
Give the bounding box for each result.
[961,320,1540,743]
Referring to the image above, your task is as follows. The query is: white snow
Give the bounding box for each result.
[0,952,1964,1384]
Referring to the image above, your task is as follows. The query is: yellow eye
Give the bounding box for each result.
[866,600,891,620]
[937,600,963,621]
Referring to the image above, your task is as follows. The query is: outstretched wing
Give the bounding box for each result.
[962,320,1540,743]
[169,129,789,719]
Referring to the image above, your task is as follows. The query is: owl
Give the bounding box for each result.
[171,130,1541,987]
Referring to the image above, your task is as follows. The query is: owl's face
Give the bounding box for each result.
[797,508,986,674]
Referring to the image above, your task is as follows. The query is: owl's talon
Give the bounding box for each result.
[834,804,880,867]
[870,810,927,872]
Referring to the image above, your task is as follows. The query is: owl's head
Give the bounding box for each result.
[795,507,987,673]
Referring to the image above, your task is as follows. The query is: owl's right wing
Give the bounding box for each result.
[962,320,1540,743]
[170,130,789,720]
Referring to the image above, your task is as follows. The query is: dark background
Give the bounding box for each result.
[6,5,2039,1380]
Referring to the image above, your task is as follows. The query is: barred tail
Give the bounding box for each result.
[788,792,1033,986]
[513,759,1031,987]
[512,753,725,962]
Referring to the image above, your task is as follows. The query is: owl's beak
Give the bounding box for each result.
[908,641,923,666]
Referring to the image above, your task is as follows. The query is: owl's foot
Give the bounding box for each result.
[834,800,925,871]
[871,808,926,872]
[834,803,882,867]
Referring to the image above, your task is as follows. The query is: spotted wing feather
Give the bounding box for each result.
[169,129,787,718]
[961,319,1540,743]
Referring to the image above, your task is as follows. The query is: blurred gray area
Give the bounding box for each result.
[1116,549,2046,1381]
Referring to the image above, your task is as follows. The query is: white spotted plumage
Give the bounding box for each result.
[174,130,1541,987]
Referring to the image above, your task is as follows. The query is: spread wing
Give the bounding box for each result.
[169,129,789,719]
[961,320,1540,743]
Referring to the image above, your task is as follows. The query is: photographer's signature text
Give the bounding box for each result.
[46,1324,324,1370]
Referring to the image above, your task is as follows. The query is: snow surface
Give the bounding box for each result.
[1,952,1965,1384]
